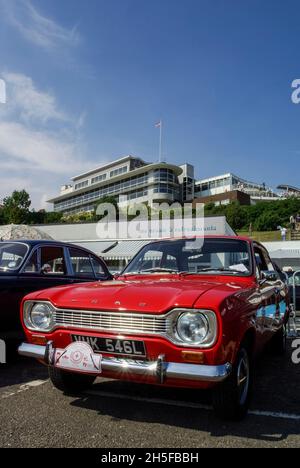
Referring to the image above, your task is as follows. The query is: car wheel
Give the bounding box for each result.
[48,367,96,393]
[212,346,252,421]
[270,325,287,356]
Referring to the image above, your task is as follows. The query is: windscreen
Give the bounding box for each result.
[123,238,252,276]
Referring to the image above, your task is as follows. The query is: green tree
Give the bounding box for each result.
[0,207,6,225]
[224,203,249,231]
[2,190,32,224]
[44,211,64,224]
[253,211,283,231]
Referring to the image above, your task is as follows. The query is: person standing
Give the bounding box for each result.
[281,226,287,241]
[249,222,253,237]
[290,215,296,231]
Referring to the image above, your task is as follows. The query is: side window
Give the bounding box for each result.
[23,250,38,273]
[69,248,94,278]
[40,247,67,275]
[91,257,106,278]
[263,252,275,272]
[254,246,268,277]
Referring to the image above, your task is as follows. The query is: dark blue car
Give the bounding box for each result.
[0,240,112,346]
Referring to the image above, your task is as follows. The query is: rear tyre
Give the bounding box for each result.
[48,367,96,393]
[270,325,287,356]
[212,346,252,421]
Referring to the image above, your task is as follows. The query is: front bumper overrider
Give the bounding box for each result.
[18,342,232,384]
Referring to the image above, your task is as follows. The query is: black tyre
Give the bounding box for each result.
[212,346,252,421]
[270,325,287,356]
[49,367,96,393]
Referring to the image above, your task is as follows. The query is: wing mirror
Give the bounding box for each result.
[260,270,279,284]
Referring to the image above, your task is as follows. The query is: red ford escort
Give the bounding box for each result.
[19,236,289,420]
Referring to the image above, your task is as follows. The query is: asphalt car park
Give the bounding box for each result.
[0,341,299,448]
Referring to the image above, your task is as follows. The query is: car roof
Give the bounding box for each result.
[144,235,253,244]
[0,239,103,255]
[0,239,69,247]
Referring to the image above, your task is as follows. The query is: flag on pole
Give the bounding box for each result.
[155,120,163,162]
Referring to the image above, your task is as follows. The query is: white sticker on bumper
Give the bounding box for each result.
[54,342,102,374]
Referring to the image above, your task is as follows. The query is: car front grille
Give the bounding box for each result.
[53,309,169,335]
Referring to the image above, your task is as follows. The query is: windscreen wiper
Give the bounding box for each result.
[139,267,180,274]
[180,268,242,275]
[121,268,179,276]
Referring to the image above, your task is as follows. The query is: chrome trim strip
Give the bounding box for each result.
[18,343,231,383]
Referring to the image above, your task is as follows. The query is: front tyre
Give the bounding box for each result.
[49,367,96,393]
[270,325,287,356]
[212,346,252,421]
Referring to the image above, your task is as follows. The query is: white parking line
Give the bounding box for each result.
[0,379,47,400]
[86,389,300,421]
[250,410,300,421]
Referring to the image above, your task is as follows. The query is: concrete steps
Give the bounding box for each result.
[291,231,300,241]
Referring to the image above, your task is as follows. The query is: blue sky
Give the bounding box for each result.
[0,0,300,209]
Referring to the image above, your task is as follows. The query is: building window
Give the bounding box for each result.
[153,184,176,195]
[54,172,151,212]
[110,166,128,178]
[75,180,89,190]
[153,169,175,183]
[91,174,107,184]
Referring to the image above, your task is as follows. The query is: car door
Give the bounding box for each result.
[254,244,285,341]
[0,273,22,337]
[0,243,34,338]
[263,248,287,333]
[20,245,75,291]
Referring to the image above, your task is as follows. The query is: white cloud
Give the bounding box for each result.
[0,121,88,174]
[1,0,81,51]
[0,71,100,210]
[2,72,68,123]
[0,79,6,104]
[0,176,31,196]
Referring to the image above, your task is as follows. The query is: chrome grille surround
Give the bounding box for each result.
[23,300,218,348]
[53,308,169,335]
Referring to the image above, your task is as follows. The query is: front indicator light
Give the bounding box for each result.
[181,351,205,364]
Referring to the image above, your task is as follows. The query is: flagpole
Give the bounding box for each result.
[159,120,162,163]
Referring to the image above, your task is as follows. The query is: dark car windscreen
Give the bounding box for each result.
[123,238,252,276]
[0,243,28,271]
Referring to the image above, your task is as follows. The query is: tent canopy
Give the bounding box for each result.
[102,240,151,260]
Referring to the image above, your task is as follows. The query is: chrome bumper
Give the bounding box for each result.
[18,342,232,384]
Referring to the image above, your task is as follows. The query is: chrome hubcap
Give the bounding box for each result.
[237,350,250,406]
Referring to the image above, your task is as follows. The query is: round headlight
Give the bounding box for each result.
[30,303,53,330]
[176,312,209,345]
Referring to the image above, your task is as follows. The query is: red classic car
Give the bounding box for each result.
[18,236,290,420]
